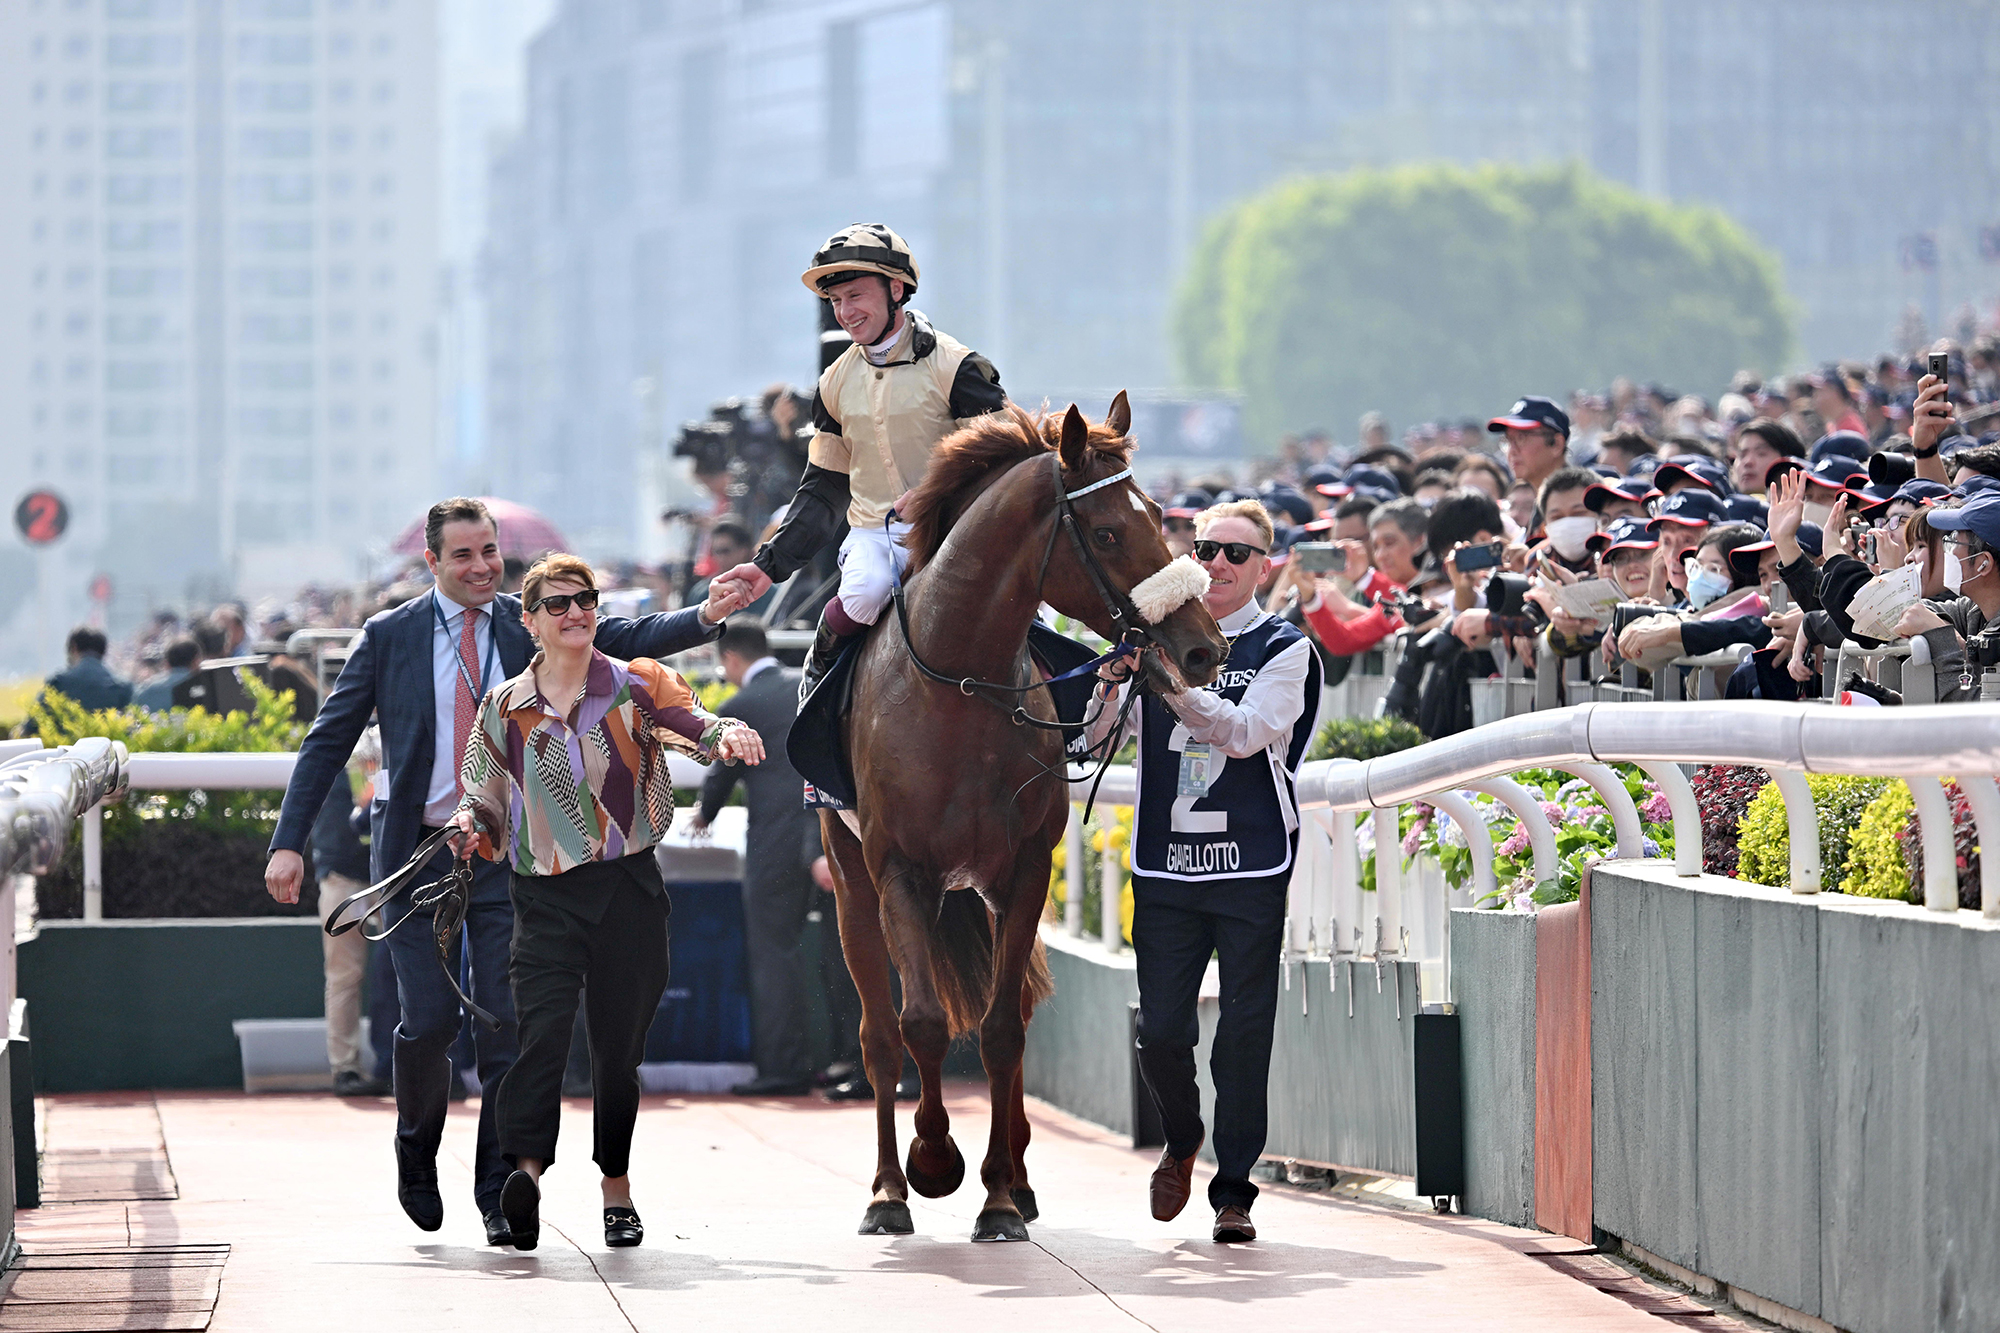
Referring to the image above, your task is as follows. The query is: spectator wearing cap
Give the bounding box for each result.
[1161,489,1211,559]
[1616,523,1773,667]
[1877,481,1954,531]
[1647,488,1728,603]
[1651,454,1730,498]
[1340,465,1404,507]
[1728,419,1806,496]
[1794,456,1869,528]
[1588,518,1660,602]
[1487,395,1572,496]
[1810,431,1871,467]
[1598,425,1659,477]
[1352,446,1416,497]
[1724,495,1770,528]
[1585,476,1652,523]
[1258,483,1317,529]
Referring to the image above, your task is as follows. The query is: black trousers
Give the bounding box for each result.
[495,853,671,1178]
[742,852,816,1080]
[1130,869,1290,1212]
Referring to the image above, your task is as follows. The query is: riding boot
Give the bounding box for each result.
[798,616,854,709]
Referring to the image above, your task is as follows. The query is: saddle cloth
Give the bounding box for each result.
[788,620,1104,811]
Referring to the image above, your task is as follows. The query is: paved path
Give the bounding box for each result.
[16,1087,1712,1332]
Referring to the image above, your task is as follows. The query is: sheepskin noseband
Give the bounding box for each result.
[1130,555,1210,624]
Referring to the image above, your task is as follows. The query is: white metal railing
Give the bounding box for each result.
[46,749,714,922]
[1066,701,2000,1005]
[0,739,130,1010]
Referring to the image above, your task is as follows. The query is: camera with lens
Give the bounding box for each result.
[1378,590,1440,629]
[1380,624,1457,722]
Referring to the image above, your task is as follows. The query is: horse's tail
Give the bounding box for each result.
[930,890,1057,1041]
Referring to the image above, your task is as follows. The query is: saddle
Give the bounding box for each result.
[787,620,1104,811]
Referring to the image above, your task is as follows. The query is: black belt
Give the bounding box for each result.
[324,825,501,1031]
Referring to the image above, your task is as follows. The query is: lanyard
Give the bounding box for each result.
[433,592,500,702]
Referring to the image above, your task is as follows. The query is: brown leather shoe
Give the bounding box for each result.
[1211,1204,1256,1243]
[1148,1138,1202,1221]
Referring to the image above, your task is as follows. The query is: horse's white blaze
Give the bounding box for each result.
[1130,554,1210,624]
[1128,489,1147,512]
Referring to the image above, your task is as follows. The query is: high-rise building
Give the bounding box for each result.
[0,0,437,669]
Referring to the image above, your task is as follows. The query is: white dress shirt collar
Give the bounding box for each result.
[1215,601,1266,636]
[742,655,782,687]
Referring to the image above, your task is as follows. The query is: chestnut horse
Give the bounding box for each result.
[819,394,1226,1241]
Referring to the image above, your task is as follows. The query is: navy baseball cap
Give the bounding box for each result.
[1859,478,1953,520]
[1304,463,1343,492]
[1810,431,1871,465]
[1487,395,1571,439]
[1163,488,1212,519]
[1587,515,1658,556]
[1803,455,1869,493]
[1724,495,1770,526]
[1957,474,2000,499]
[1726,537,1779,581]
[1795,522,1825,559]
[1646,488,1727,531]
[1652,454,1729,496]
[1926,494,2000,548]
[1584,477,1654,513]
[1340,465,1403,505]
[1259,483,1317,526]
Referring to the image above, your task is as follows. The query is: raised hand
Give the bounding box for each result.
[1768,469,1807,562]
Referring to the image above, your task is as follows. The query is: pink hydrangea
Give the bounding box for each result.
[1640,792,1674,824]
[1540,801,1567,827]
[1401,825,1424,857]
[1497,823,1531,857]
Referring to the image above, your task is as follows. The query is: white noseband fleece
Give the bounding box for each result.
[1130,555,1210,624]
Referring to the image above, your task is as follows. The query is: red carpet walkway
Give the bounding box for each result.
[13,1087,1720,1332]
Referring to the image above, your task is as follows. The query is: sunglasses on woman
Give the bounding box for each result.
[529,588,600,615]
[1192,539,1268,565]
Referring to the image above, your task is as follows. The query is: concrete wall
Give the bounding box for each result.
[1025,933,1141,1138]
[1591,863,2000,1333]
[1452,909,1536,1227]
[20,919,325,1091]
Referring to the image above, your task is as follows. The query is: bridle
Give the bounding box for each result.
[324,825,501,1031]
[887,450,1187,812]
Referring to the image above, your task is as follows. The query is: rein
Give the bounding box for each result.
[325,825,502,1031]
[886,451,1168,813]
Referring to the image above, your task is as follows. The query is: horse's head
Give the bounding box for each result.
[1044,393,1227,694]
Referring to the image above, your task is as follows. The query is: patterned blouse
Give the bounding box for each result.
[455,649,743,877]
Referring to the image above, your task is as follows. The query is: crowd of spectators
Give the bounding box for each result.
[1147,334,2000,736]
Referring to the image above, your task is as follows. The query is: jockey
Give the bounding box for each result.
[709,224,1007,697]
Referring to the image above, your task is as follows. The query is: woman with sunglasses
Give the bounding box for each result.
[446,553,765,1251]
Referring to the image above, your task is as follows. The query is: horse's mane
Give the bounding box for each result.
[900,403,1135,574]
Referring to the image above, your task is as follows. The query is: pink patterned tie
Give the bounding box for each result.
[452,608,480,801]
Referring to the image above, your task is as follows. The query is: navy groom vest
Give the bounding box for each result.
[1133,613,1321,882]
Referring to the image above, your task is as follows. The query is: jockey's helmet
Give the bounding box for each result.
[801,224,920,301]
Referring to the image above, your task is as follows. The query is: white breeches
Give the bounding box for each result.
[836,522,912,626]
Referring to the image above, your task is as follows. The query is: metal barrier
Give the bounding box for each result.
[1065,701,2000,1001]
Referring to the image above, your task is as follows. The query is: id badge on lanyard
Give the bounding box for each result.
[1177,741,1216,797]
[435,595,499,700]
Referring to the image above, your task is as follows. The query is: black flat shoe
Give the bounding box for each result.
[822,1076,874,1102]
[483,1210,512,1247]
[395,1143,443,1232]
[501,1170,541,1252]
[604,1206,643,1248]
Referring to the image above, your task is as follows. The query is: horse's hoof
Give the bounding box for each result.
[1010,1187,1039,1223]
[858,1200,914,1235]
[971,1207,1030,1242]
[905,1135,965,1198]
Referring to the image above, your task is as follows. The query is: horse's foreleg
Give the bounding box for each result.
[971,859,1047,1241]
[824,815,913,1236]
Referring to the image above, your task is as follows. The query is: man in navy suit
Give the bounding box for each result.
[265,498,741,1245]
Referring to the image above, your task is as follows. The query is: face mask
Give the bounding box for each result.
[1943,551,1983,593]
[1802,500,1833,527]
[1684,559,1732,609]
[1546,516,1598,562]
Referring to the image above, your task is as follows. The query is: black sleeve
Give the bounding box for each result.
[948,352,1006,419]
[1679,615,1772,657]
[753,463,852,584]
[1814,554,1885,647]
[811,387,841,436]
[1777,554,1822,612]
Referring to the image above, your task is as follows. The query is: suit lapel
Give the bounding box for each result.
[409,593,436,752]
[493,594,532,677]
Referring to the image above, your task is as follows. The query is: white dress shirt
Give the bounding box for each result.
[1087,601,1314,760]
[425,588,499,825]
[740,655,782,689]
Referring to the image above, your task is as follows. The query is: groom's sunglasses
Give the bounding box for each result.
[529,588,601,615]
[1192,540,1268,566]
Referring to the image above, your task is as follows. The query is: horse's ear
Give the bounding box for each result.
[1058,403,1090,471]
[1105,390,1131,437]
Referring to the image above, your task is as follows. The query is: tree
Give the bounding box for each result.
[1174,162,1795,446]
